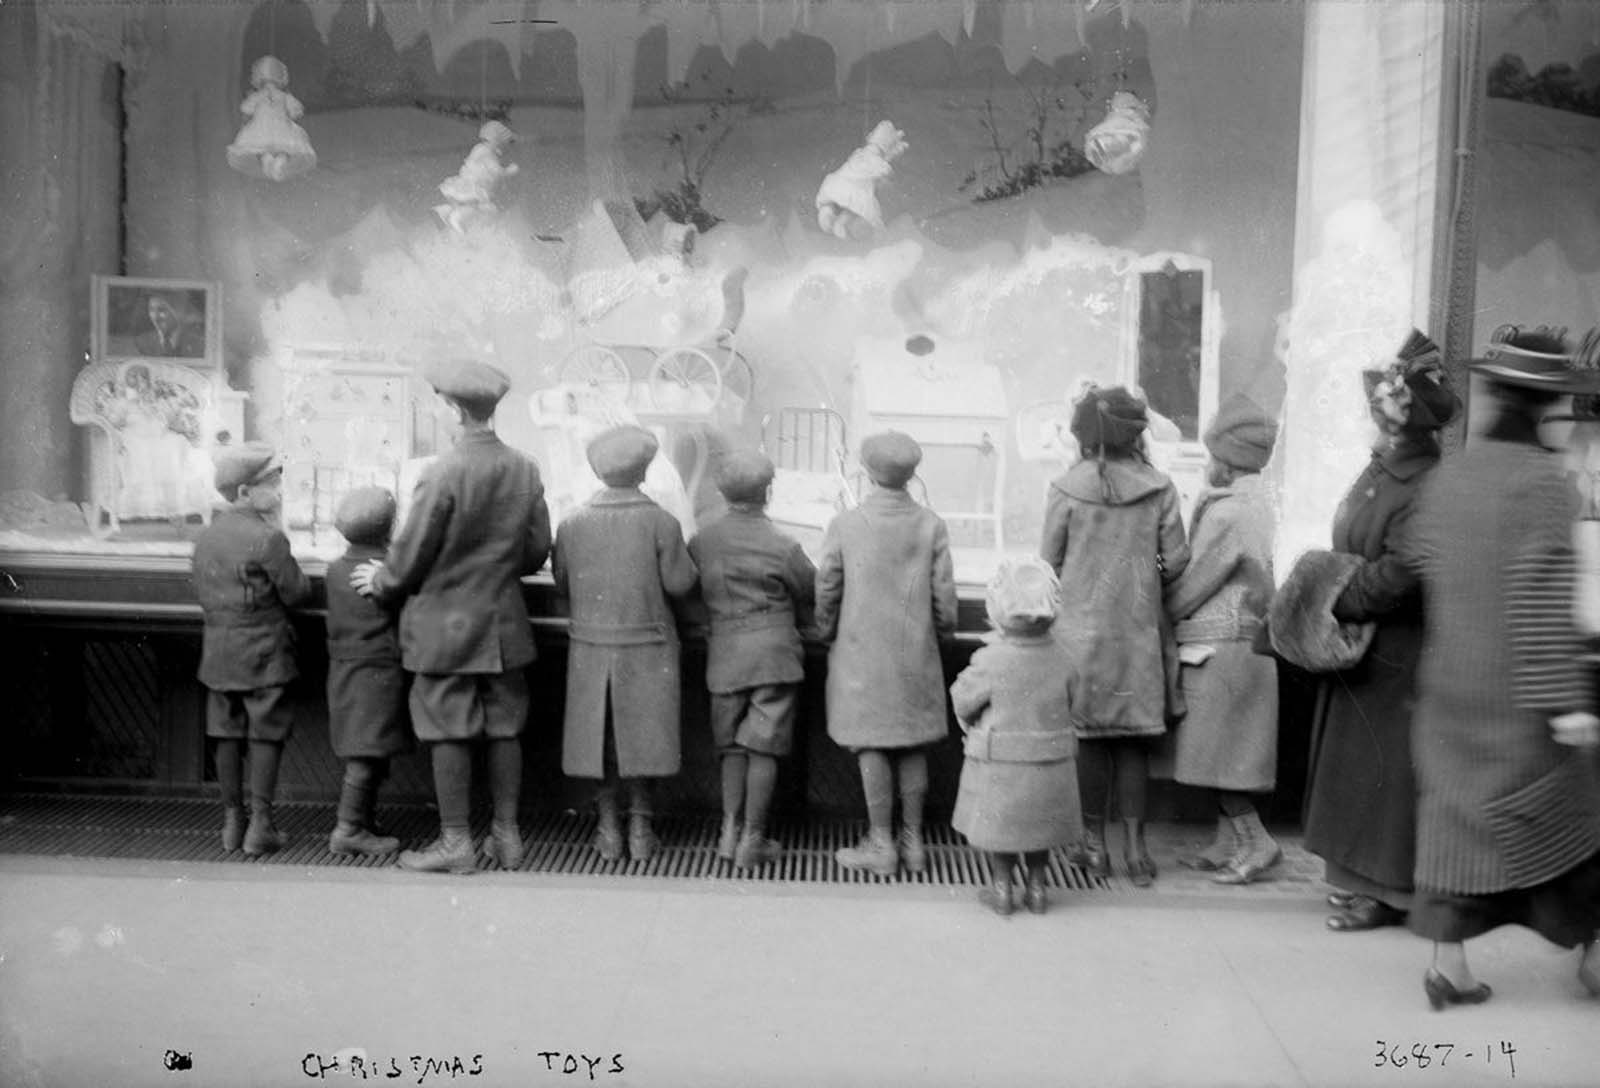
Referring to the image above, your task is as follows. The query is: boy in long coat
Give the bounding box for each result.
[1302,330,1458,930]
[191,442,310,855]
[1041,385,1188,886]
[555,425,699,862]
[952,556,1078,916]
[1164,393,1281,884]
[816,431,959,877]
[323,487,407,857]
[352,359,552,873]
[688,448,817,869]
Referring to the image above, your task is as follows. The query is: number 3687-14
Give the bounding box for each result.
[1373,1041,1517,1078]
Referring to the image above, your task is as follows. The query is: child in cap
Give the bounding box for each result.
[324,486,408,857]
[351,357,552,874]
[816,430,959,877]
[191,441,310,855]
[1165,394,1282,885]
[951,556,1078,915]
[687,448,817,869]
[554,424,699,862]
[1042,384,1188,887]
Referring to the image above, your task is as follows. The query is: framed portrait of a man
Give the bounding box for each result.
[92,275,221,367]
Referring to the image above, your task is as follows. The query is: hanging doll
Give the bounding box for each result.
[1084,91,1151,176]
[226,56,317,182]
[434,121,520,233]
[815,120,908,241]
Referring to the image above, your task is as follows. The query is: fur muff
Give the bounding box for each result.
[1268,550,1377,672]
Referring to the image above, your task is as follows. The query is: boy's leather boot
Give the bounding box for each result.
[220,805,246,853]
[485,820,525,869]
[328,823,400,856]
[398,827,476,873]
[1022,856,1049,914]
[716,813,741,862]
[898,825,928,874]
[628,810,659,862]
[594,787,624,861]
[836,827,898,877]
[978,854,1014,916]
[243,803,288,856]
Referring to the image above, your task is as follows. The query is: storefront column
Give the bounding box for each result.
[0,9,122,499]
[1272,0,1453,566]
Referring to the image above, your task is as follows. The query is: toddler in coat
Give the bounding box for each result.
[191,442,310,855]
[952,556,1079,915]
[324,486,408,857]
[816,431,959,876]
[555,425,699,862]
[688,449,817,869]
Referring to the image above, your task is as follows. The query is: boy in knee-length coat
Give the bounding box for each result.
[555,425,699,862]
[816,431,960,877]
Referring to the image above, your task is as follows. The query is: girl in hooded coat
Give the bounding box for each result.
[1040,385,1188,886]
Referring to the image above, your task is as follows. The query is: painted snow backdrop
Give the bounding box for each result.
[112,0,1302,555]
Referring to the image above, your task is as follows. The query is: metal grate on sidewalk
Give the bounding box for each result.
[0,794,1113,892]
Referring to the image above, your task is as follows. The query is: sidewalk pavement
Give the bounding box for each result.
[1,845,1597,1088]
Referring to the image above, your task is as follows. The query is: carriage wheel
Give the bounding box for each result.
[647,348,723,412]
[559,345,631,399]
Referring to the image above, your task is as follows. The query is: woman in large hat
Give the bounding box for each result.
[1402,325,1600,1008]
[1302,330,1459,933]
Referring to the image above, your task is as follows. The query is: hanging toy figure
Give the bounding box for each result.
[1084,91,1151,176]
[815,120,908,241]
[226,56,317,182]
[434,120,520,234]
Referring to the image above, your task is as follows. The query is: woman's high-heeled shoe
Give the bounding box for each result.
[1424,969,1492,1011]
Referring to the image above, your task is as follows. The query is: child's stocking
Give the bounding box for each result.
[718,750,748,860]
[215,739,245,851]
[895,749,929,872]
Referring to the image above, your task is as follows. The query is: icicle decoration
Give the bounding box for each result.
[1084,91,1151,176]
[226,56,317,182]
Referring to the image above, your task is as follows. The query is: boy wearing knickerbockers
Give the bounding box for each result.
[351,359,552,873]
[816,431,960,877]
[192,441,310,855]
[687,448,817,869]
[324,486,408,858]
[555,425,699,862]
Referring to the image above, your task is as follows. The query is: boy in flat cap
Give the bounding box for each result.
[192,441,310,855]
[324,486,407,857]
[352,359,551,874]
[1042,384,1188,887]
[687,448,817,869]
[952,556,1078,915]
[816,431,959,877]
[1165,393,1282,884]
[554,424,699,862]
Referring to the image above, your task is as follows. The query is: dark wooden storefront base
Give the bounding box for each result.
[0,551,1314,824]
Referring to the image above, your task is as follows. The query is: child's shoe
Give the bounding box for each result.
[1022,871,1049,914]
[243,806,287,856]
[628,812,660,862]
[399,829,476,873]
[485,820,525,869]
[328,822,400,856]
[733,831,779,870]
[836,829,898,877]
[220,806,246,852]
[716,813,741,862]
[899,826,928,874]
[978,878,1014,917]
[594,813,624,861]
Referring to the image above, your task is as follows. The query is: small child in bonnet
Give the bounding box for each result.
[951,556,1080,915]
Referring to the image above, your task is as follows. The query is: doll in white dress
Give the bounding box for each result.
[435,121,520,233]
[227,56,317,182]
[815,120,908,241]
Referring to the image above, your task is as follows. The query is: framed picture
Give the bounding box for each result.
[92,275,221,368]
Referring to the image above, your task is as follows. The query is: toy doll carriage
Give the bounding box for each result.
[536,200,755,512]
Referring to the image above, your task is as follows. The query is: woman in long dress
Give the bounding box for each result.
[1301,330,1459,932]
[1403,327,1600,1008]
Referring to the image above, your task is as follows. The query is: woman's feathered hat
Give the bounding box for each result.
[1363,329,1460,432]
